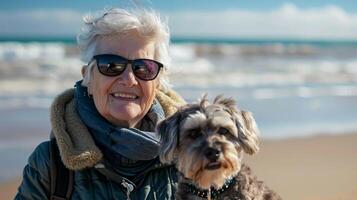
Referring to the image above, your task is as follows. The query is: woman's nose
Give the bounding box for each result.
[117,64,138,86]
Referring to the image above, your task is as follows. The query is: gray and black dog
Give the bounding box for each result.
[157,95,282,200]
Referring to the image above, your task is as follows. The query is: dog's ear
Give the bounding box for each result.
[235,110,260,155]
[213,95,238,115]
[157,111,181,164]
[214,95,259,154]
[199,93,210,109]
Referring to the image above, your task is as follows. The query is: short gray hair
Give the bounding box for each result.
[77,8,171,92]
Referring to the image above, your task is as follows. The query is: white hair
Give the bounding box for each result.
[77,8,172,92]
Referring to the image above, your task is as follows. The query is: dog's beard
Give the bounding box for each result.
[177,141,242,189]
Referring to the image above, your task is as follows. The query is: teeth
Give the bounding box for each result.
[112,93,137,99]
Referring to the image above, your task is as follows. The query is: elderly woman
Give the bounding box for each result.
[15,8,185,200]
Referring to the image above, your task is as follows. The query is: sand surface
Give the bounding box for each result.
[245,133,357,200]
[1,133,356,200]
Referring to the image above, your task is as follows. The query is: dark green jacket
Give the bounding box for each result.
[15,88,186,200]
[15,141,178,200]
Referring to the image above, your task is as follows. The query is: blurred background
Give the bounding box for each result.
[1,0,357,199]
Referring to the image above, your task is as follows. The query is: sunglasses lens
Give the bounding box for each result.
[94,55,162,80]
[96,55,127,76]
[133,60,161,80]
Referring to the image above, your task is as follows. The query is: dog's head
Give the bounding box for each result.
[157,95,259,189]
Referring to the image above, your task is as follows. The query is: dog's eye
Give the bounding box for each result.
[187,129,201,139]
[218,127,230,135]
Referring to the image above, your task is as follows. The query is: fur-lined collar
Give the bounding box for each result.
[50,88,185,170]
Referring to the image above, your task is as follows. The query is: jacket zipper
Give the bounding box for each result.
[121,179,134,200]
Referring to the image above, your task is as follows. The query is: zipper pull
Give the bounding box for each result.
[121,180,134,200]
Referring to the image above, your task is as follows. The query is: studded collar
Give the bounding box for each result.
[182,177,238,199]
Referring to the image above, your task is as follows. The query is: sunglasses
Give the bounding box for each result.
[92,54,163,81]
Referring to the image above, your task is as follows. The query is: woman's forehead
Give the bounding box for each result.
[94,34,155,59]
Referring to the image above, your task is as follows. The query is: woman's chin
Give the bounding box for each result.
[108,107,143,127]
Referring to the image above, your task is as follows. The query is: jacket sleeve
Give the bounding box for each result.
[14,141,51,200]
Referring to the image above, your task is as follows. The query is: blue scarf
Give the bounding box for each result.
[74,81,165,176]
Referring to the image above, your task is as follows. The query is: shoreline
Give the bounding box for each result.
[1,132,357,200]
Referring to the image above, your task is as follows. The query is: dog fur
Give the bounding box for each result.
[157,95,282,200]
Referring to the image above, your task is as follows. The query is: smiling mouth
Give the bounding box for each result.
[111,92,139,100]
[205,161,222,170]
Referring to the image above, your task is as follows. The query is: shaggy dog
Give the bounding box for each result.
[157,96,282,200]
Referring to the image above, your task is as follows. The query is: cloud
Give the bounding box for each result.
[1,4,357,39]
[0,9,84,36]
[166,3,357,39]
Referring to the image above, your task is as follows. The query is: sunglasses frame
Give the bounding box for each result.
[92,54,163,81]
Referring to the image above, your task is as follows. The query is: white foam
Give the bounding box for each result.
[1,42,357,103]
[0,96,53,109]
[170,44,214,73]
[0,42,66,61]
[170,44,196,60]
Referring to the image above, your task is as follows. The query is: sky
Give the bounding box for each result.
[1,0,357,39]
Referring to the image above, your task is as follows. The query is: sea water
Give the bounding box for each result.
[1,38,357,181]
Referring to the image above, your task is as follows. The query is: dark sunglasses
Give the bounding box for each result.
[92,54,163,81]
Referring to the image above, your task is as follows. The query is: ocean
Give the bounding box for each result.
[1,37,357,182]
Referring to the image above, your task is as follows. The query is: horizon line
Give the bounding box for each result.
[2,36,357,44]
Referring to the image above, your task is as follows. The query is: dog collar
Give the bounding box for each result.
[183,177,236,199]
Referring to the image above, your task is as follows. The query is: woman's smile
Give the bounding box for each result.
[110,92,139,100]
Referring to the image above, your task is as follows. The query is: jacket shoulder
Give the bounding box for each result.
[14,141,52,199]
[27,141,51,177]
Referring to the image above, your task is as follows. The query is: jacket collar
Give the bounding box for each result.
[50,87,185,170]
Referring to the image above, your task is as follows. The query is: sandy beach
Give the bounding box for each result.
[245,132,357,200]
[1,132,356,200]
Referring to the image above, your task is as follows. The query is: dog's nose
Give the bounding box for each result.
[204,147,221,161]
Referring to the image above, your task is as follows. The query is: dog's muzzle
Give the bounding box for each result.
[204,147,222,170]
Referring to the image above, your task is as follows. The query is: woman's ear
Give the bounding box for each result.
[81,65,87,78]
[156,71,162,89]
